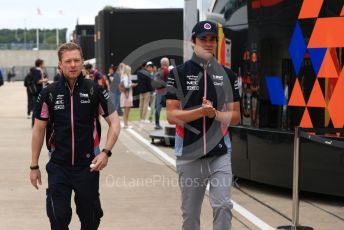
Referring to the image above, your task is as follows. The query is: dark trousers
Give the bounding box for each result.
[31,96,38,127]
[27,90,33,116]
[46,161,103,230]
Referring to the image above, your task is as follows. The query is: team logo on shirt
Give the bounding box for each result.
[213,75,223,81]
[80,99,91,104]
[186,75,199,91]
[54,95,65,110]
[212,75,224,86]
[80,92,90,104]
[79,93,89,98]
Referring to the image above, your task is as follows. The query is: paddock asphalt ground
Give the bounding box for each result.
[0,82,343,229]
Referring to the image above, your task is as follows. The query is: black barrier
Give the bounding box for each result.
[299,131,344,149]
[300,128,344,134]
[277,127,344,230]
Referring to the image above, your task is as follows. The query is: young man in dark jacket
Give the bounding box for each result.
[24,67,35,118]
[31,58,48,127]
[166,21,240,230]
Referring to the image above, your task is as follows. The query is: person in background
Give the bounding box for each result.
[94,68,109,91]
[31,58,48,127]
[24,67,35,119]
[120,64,137,128]
[84,64,106,140]
[84,63,108,91]
[53,66,62,82]
[0,67,3,86]
[7,66,16,82]
[148,62,157,123]
[154,57,170,129]
[137,61,153,122]
[84,63,94,80]
[109,63,124,116]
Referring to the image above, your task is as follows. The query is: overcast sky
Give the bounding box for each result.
[1,0,184,31]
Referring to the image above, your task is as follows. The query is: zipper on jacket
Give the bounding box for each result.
[70,92,75,165]
[203,64,207,155]
[68,82,76,165]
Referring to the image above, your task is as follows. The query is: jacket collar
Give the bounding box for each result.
[190,52,217,69]
[60,73,84,89]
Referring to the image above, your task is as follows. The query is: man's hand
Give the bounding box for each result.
[202,97,216,118]
[91,152,109,172]
[30,169,42,190]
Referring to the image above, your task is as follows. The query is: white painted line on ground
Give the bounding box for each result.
[126,128,176,167]
[126,128,274,230]
[232,201,275,230]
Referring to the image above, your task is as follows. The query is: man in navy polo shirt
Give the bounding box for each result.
[30,42,120,230]
[166,21,240,230]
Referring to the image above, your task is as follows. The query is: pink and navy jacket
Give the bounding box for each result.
[166,54,240,160]
[34,75,115,166]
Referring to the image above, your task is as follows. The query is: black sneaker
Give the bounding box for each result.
[154,126,162,130]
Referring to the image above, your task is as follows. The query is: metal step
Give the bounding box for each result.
[149,125,175,145]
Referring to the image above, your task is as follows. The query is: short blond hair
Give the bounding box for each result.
[57,42,83,61]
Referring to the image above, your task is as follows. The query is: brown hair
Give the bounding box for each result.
[35,58,44,67]
[57,42,83,61]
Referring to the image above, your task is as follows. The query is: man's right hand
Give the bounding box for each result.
[201,97,216,118]
[30,169,42,190]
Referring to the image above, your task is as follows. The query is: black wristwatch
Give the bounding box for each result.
[102,148,112,157]
[30,165,39,170]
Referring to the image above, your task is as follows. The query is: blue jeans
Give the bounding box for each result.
[110,92,122,115]
[155,94,165,127]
